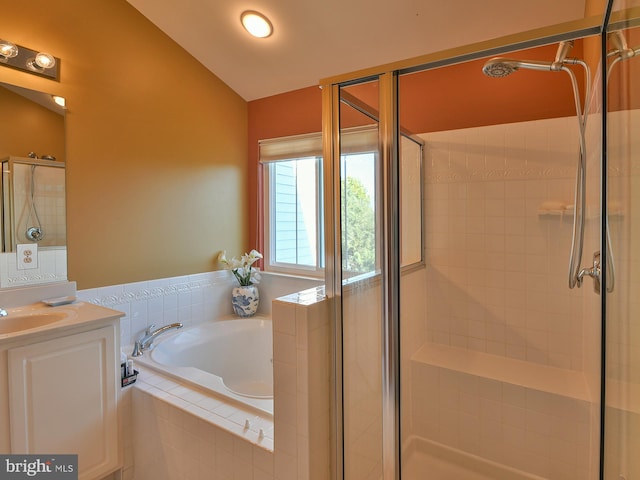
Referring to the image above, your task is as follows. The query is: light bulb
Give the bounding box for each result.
[52,95,66,108]
[35,52,55,69]
[241,11,273,38]
[0,39,18,59]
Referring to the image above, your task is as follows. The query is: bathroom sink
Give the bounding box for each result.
[0,311,70,334]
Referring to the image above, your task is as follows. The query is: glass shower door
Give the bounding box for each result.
[327,24,610,480]
[398,39,603,479]
[337,78,386,480]
[603,4,640,478]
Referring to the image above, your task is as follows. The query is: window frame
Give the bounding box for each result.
[259,127,424,279]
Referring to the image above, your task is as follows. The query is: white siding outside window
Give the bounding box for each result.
[270,157,320,269]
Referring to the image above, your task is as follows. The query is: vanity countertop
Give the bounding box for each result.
[0,300,124,344]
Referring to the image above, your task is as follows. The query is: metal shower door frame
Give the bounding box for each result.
[322,72,402,480]
[322,14,610,480]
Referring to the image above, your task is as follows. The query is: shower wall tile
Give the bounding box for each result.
[410,112,604,479]
[422,117,589,370]
[10,164,66,248]
[603,109,640,479]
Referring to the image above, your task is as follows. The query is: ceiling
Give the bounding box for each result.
[126,0,588,101]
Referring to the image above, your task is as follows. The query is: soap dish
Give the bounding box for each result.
[42,295,77,306]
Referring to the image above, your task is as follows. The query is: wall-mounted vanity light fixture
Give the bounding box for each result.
[0,39,59,81]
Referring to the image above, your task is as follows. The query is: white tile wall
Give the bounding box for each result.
[76,271,321,351]
[11,163,66,248]
[603,108,640,479]
[401,114,603,478]
[410,353,592,479]
[78,270,238,350]
[342,277,383,480]
[131,384,273,480]
[422,117,590,370]
[606,109,640,385]
[0,248,67,287]
[272,288,330,480]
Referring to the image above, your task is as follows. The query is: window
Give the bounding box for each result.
[260,127,423,278]
[264,156,324,275]
[261,133,324,276]
[340,152,378,280]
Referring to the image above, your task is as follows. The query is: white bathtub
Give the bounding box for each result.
[133,316,273,415]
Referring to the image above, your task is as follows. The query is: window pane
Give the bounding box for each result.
[272,158,317,267]
[341,152,377,278]
[400,136,423,266]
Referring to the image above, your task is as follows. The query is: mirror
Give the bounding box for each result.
[0,81,67,288]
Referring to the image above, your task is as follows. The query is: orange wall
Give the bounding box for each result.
[0,87,65,160]
[247,86,323,252]
[2,0,248,289]
[247,43,588,250]
[399,43,584,133]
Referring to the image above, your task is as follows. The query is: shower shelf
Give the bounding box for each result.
[536,209,568,217]
[412,343,592,403]
[536,203,624,219]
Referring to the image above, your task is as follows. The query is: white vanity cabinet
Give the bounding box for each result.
[0,304,122,480]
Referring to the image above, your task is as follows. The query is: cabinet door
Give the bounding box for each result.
[8,325,119,480]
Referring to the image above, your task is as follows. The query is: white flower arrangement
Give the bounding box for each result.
[219,249,263,286]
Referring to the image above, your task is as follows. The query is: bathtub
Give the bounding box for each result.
[133,316,273,415]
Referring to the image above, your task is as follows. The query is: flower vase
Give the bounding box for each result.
[232,284,259,317]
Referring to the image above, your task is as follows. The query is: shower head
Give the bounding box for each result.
[608,31,640,60]
[482,59,517,77]
[482,41,575,78]
[482,58,554,77]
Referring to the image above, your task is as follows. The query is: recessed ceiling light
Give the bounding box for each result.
[241,11,273,38]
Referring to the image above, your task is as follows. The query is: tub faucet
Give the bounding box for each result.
[132,323,183,357]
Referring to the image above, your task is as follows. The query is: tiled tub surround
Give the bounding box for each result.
[77,273,326,480]
[271,290,330,480]
[76,270,321,351]
[126,287,329,480]
[131,368,275,480]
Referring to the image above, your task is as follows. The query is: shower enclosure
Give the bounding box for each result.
[323,0,640,478]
